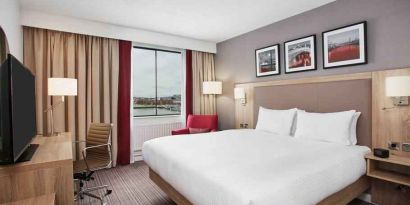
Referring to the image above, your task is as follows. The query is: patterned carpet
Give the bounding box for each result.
[76,161,175,205]
[76,161,371,205]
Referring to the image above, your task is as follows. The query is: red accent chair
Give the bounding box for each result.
[172,114,218,135]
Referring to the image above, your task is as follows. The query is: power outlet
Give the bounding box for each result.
[402,143,410,152]
[388,141,400,150]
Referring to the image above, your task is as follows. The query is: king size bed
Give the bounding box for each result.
[143,73,373,205]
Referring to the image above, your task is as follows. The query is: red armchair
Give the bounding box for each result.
[172,114,218,135]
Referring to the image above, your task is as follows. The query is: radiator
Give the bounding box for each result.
[134,121,184,152]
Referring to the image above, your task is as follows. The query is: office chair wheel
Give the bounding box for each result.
[106,189,112,196]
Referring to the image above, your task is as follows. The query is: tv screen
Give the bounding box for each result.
[0,54,36,164]
[10,56,36,159]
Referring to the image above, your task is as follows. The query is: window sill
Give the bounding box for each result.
[132,115,184,126]
[133,115,181,119]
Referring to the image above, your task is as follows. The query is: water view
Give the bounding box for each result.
[132,47,182,117]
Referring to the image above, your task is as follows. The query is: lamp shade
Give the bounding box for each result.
[385,76,410,97]
[234,87,245,99]
[203,81,222,94]
[48,78,77,96]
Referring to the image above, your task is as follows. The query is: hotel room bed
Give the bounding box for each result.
[143,129,370,205]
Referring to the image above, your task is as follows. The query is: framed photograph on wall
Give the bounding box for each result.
[323,21,367,69]
[284,35,316,73]
[255,44,280,77]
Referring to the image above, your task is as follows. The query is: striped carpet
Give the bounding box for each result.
[76,161,371,205]
[76,161,175,205]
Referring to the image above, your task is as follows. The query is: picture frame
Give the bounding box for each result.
[322,21,367,69]
[255,44,280,77]
[284,35,316,73]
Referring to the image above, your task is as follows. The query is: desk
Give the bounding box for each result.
[0,193,55,205]
[0,133,73,205]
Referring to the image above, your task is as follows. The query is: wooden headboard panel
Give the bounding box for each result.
[234,72,373,148]
[235,68,410,157]
[253,79,372,147]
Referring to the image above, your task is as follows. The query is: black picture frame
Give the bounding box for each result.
[284,35,317,74]
[322,21,367,69]
[255,44,280,77]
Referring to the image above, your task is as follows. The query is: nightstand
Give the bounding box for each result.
[365,153,410,205]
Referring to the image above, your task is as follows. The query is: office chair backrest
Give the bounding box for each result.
[86,123,112,164]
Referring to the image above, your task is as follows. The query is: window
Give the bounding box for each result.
[132,47,183,117]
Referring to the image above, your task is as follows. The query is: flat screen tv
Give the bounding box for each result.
[0,54,37,164]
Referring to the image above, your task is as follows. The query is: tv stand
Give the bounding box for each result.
[16,144,39,163]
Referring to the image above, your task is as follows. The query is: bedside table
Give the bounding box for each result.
[365,153,410,205]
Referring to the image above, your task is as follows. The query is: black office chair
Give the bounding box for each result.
[73,123,113,205]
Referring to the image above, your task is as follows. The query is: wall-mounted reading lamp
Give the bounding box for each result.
[385,76,410,107]
[234,87,246,105]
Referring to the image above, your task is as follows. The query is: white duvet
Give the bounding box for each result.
[143,129,370,205]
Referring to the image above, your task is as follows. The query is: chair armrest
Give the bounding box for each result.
[82,143,112,170]
[172,128,190,135]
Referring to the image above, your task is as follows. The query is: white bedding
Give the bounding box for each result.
[143,129,370,205]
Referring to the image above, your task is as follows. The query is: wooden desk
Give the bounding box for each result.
[0,133,73,205]
[0,193,55,205]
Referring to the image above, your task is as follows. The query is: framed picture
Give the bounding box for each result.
[255,44,280,77]
[322,21,367,69]
[284,35,316,73]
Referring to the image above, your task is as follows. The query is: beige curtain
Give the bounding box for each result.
[192,51,216,114]
[23,27,119,166]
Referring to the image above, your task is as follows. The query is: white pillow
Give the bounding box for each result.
[294,110,356,145]
[290,109,305,136]
[255,107,297,136]
[349,112,361,145]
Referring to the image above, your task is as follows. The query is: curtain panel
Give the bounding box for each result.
[185,50,193,121]
[192,51,216,115]
[117,40,131,165]
[23,27,120,166]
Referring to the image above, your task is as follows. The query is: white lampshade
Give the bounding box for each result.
[48,78,78,96]
[203,81,222,94]
[385,76,410,97]
[234,87,245,99]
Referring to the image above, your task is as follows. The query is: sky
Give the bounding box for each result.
[132,48,182,98]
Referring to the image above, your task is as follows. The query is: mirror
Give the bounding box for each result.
[0,26,10,64]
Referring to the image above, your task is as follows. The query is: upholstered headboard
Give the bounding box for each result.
[252,79,372,147]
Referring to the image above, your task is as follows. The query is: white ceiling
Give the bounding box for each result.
[19,0,335,43]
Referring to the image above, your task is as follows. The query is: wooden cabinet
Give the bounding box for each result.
[0,133,73,205]
[365,153,410,205]
[0,194,55,205]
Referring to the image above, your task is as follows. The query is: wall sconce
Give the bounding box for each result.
[385,76,410,106]
[234,87,246,105]
[203,81,222,95]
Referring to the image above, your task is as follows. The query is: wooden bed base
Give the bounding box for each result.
[149,168,370,205]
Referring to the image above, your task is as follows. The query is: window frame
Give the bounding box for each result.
[132,46,184,118]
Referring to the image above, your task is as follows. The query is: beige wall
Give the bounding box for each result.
[0,0,22,61]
